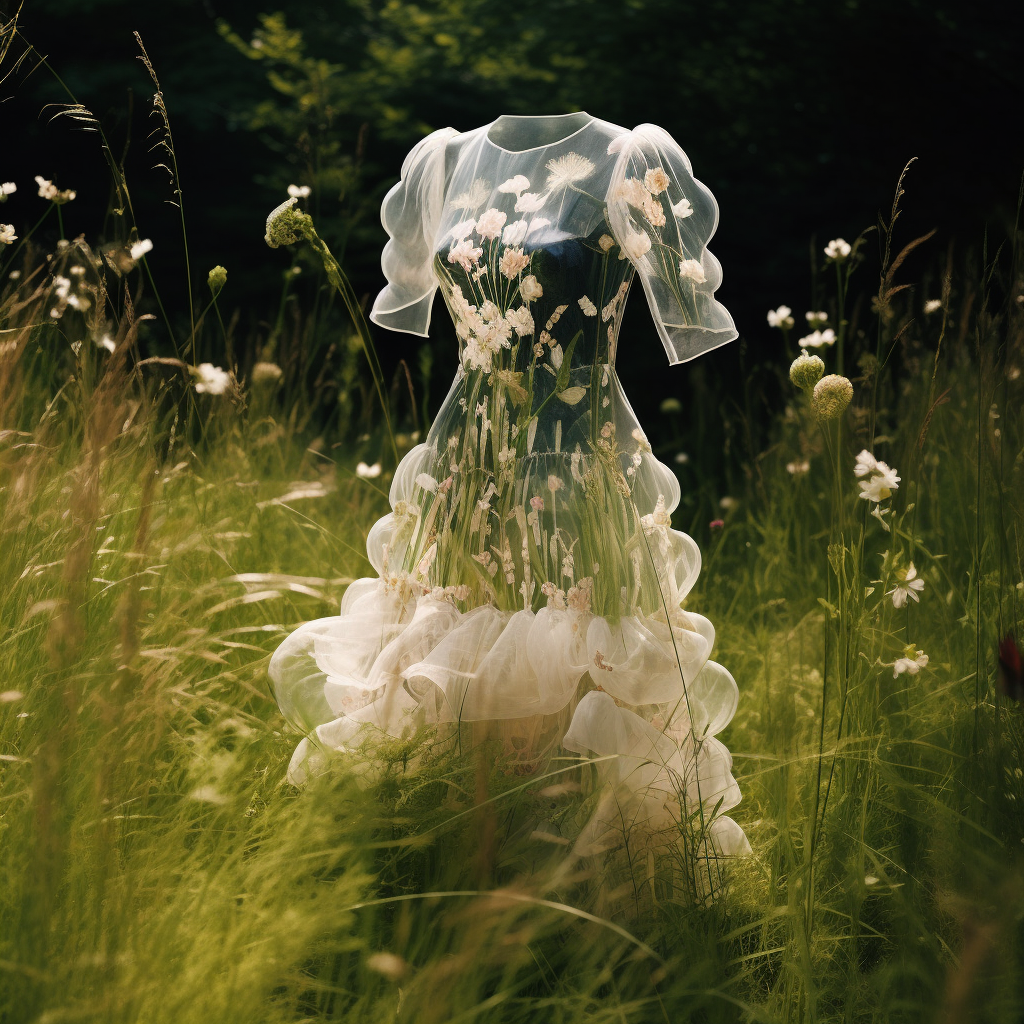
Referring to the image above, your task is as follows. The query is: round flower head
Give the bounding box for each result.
[811,374,853,420]
[789,351,825,391]
[208,265,227,295]
[265,197,311,248]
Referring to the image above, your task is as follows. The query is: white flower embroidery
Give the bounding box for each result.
[888,563,925,609]
[644,167,670,194]
[451,178,490,211]
[506,306,534,336]
[476,207,507,240]
[499,246,530,279]
[545,152,594,189]
[448,238,483,271]
[618,228,651,261]
[798,328,837,349]
[515,192,546,213]
[678,259,706,283]
[478,300,500,322]
[642,196,666,227]
[502,219,529,246]
[598,234,615,252]
[578,295,597,316]
[520,275,543,302]
[671,197,694,219]
[616,177,648,208]
[449,218,476,240]
[498,174,530,196]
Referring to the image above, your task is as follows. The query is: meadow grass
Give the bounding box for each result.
[1,25,1023,1019]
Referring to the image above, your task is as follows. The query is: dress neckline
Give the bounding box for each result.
[483,112,595,155]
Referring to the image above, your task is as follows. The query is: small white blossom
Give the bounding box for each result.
[924,298,942,314]
[824,237,852,261]
[355,462,382,479]
[799,328,837,349]
[287,184,311,198]
[805,310,828,325]
[0,224,16,245]
[193,362,231,395]
[678,259,706,283]
[854,450,878,477]
[130,238,153,260]
[888,563,925,609]
[786,459,810,475]
[893,646,929,677]
[767,305,794,329]
[415,473,438,493]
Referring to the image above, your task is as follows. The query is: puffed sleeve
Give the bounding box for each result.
[369,127,458,337]
[606,124,738,363]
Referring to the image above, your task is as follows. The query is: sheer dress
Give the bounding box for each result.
[270,113,750,866]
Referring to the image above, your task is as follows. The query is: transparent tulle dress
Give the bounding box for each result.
[269,112,751,884]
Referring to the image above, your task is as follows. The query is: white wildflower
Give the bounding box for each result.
[0,224,16,245]
[678,259,706,283]
[674,452,689,464]
[476,207,507,240]
[805,310,828,326]
[578,295,597,316]
[192,363,231,395]
[824,237,852,261]
[97,335,116,353]
[130,238,153,260]
[545,152,594,189]
[799,328,837,349]
[856,453,899,502]
[864,875,879,886]
[854,450,878,477]
[671,197,694,219]
[768,305,795,329]
[287,184,311,198]
[786,459,810,475]
[888,562,925,609]
[520,275,543,302]
[366,952,407,981]
[498,174,530,196]
[0,690,24,702]
[924,298,942,314]
[355,462,382,479]
[35,176,57,200]
[893,645,929,677]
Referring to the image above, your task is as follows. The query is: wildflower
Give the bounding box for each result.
[923,298,942,314]
[252,361,282,385]
[520,275,543,302]
[97,334,116,353]
[0,224,15,245]
[864,875,879,886]
[208,265,227,296]
[366,952,407,982]
[0,182,15,202]
[855,451,900,501]
[598,234,615,252]
[501,219,528,246]
[355,461,381,479]
[476,207,507,240]
[720,496,737,510]
[853,450,878,477]
[498,174,530,196]
[287,184,311,198]
[499,246,530,279]
[35,176,75,204]
[130,238,153,260]
[786,459,810,475]
[672,197,694,219]
[515,192,546,213]
[805,310,828,326]
[8,270,20,280]
[578,295,597,316]
[545,152,594,189]
[824,237,851,261]
[893,644,929,677]
[619,228,651,261]
[265,197,309,248]
[448,238,483,271]
[674,452,689,464]
[888,562,925,608]
[678,259,706,283]
[811,374,853,420]
[709,518,724,531]
[767,305,794,329]
[660,396,682,414]
[192,362,232,395]
[799,328,837,349]
[789,351,825,391]
[870,505,891,531]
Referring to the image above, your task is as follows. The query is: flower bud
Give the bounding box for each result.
[265,197,310,248]
[789,351,825,391]
[811,374,853,420]
[208,265,227,296]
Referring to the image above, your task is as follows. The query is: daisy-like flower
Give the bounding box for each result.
[618,228,651,261]
[768,305,795,329]
[287,184,311,198]
[598,234,615,252]
[0,224,16,245]
[858,462,900,502]
[449,218,476,241]
[644,167,671,195]
[130,238,153,260]
[451,178,490,211]
[545,152,594,189]
[515,192,546,213]
[805,310,828,326]
[892,646,928,676]
[498,174,530,196]
[824,237,852,261]
[671,197,694,219]
[578,295,597,316]
[502,219,528,246]
[448,237,483,271]
[888,563,925,609]
[854,450,878,477]
[924,298,942,314]
[520,275,543,302]
[678,259,706,283]
[356,461,382,479]
[499,246,530,279]
[193,363,232,395]
[476,207,507,240]
[799,328,837,349]
[506,305,534,336]
[0,182,15,202]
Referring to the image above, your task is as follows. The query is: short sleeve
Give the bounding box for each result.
[369,127,458,337]
[606,124,738,364]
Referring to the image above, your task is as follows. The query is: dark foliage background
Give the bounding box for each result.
[2,0,1023,445]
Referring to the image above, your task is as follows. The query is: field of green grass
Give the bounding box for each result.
[2,25,1023,1017]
